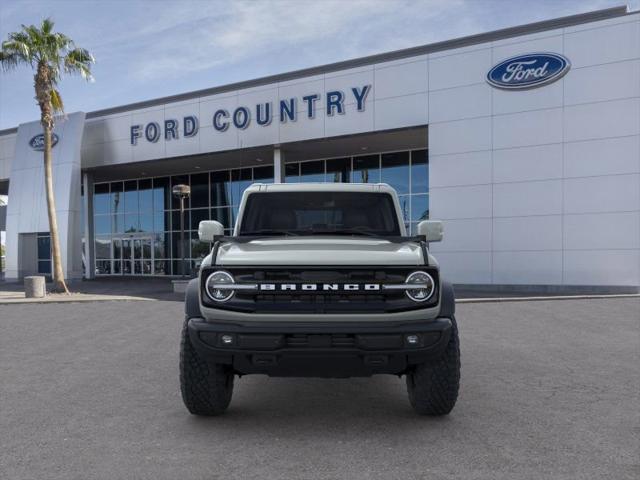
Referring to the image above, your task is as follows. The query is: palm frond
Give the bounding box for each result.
[7,31,32,51]
[2,18,95,116]
[1,25,33,70]
[22,24,42,47]
[64,47,94,81]
[0,51,20,70]
[50,88,64,113]
[53,32,72,50]
[2,39,29,56]
[41,17,54,35]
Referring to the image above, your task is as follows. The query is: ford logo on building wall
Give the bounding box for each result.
[487,53,570,90]
[29,133,59,151]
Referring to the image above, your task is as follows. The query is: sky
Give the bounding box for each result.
[0,0,636,130]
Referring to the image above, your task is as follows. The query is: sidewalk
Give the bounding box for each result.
[0,277,184,304]
[1,277,637,305]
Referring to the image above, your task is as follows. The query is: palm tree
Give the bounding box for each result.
[0,18,94,293]
[0,196,5,275]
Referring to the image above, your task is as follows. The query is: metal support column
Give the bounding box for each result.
[273,147,286,183]
[82,172,95,279]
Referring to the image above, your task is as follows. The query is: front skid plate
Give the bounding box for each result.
[187,318,452,377]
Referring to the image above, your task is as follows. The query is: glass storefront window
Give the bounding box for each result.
[411,194,429,222]
[190,173,209,208]
[139,212,153,232]
[172,210,189,232]
[211,207,232,228]
[154,260,170,275]
[92,149,427,276]
[171,175,190,209]
[172,260,191,277]
[124,180,138,212]
[153,233,167,259]
[153,177,170,211]
[138,179,153,212]
[38,260,52,274]
[95,215,110,235]
[112,214,124,234]
[94,183,110,214]
[172,232,189,259]
[397,195,410,223]
[190,208,209,230]
[326,158,349,183]
[352,155,380,183]
[300,160,325,183]
[124,213,139,233]
[37,232,51,275]
[231,168,253,205]
[232,204,240,225]
[411,149,428,192]
[95,236,111,259]
[211,171,231,207]
[113,238,122,260]
[96,260,111,275]
[191,232,210,259]
[381,152,410,194]
[37,235,50,260]
[153,211,168,232]
[111,182,123,215]
[253,165,273,183]
[285,163,299,182]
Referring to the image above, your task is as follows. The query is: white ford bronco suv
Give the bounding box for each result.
[180,183,460,416]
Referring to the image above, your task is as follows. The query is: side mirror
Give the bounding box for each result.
[417,220,443,242]
[198,220,224,242]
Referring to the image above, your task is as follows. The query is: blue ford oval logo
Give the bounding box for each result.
[487,53,570,90]
[29,133,59,151]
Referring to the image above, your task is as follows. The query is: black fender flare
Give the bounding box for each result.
[184,278,202,319]
[439,280,456,318]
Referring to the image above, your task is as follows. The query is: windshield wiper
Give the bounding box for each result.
[239,229,299,236]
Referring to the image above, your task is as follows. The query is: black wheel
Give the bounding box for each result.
[406,316,460,415]
[180,317,234,416]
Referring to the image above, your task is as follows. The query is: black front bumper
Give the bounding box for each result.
[188,317,452,378]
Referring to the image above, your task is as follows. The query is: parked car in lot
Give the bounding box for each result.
[180,183,460,415]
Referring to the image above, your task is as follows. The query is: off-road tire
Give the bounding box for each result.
[406,315,460,415]
[180,318,234,416]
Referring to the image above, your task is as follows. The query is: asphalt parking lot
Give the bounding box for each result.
[1,297,638,480]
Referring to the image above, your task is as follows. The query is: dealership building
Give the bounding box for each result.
[0,5,639,291]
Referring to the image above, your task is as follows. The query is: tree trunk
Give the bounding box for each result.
[43,122,69,293]
[36,63,69,294]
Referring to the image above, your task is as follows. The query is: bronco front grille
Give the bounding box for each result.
[200,266,439,313]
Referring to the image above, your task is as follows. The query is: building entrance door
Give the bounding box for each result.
[113,236,153,275]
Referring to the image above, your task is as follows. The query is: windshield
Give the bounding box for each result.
[239,191,401,236]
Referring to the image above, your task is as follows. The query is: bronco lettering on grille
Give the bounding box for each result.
[258,283,381,291]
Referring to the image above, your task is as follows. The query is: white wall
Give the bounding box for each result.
[81,57,429,168]
[429,13,640,288]
[5,113,85,280]
[0,133,16,181]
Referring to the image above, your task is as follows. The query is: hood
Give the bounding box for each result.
[215,237,429,266]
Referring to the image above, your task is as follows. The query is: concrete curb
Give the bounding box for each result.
[457,293,640,304]
[0,295,154,305]
[2,292,638,305]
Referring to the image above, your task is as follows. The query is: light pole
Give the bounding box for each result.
[172,184,191,278]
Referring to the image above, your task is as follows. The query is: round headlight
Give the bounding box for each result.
[405,271,435,302]
[205,271,235,302]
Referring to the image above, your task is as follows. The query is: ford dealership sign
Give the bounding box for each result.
[130,84,371,145]
[487,53,570,90]
[29,133,59,151]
